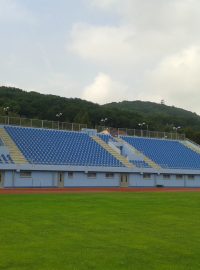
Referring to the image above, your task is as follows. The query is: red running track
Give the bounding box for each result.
[1,187,200,194]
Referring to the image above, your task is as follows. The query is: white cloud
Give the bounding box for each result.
[88,0,117,9]
[139,46,200,112]
[69,0,200,113]
[1,0,200,115]
[0,0,35,23]
[69,23,136,66]
[88,0,200,33]
[82,73,130,104]
[34,73,81,98]
[0,71,81,100]
[69,0,200,72]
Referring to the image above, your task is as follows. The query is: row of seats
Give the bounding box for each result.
[97,134,152,168]
[97,133,116,143]
[97,133,117,143]
[5,126,124,167]
[0,154,14,164]
[5,125,200,170]
[121,136,200,170]
[129,160,151,168]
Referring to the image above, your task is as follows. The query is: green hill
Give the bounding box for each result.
[0,86,200,143]
[104,100,200,132]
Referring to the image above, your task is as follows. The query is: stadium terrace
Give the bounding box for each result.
[0,118,200,188]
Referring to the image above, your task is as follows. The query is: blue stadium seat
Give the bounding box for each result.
[5,126,124,167]
[97,133,117,143]
[1,154,12,164]
[129,160,151,168]
[121,136,200,170]
[7,154,14,164]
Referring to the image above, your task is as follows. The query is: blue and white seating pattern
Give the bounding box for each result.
[121,136,200,170]
[97,133,117,143]
[0,154,14,164]
[5,126,124,167]
[129,160,151,168]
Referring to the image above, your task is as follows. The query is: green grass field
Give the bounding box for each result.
[0,192,200,270]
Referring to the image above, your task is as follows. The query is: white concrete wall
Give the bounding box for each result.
[32,171,55,187]
[4,171,120,187]
[4,171,14,187]
[129,173,155,187]
[14,172,33,187]
[64,172,119,187]
[185,180,200,187]
[156,179,185,187]
[9,171,56,187]
[3,170,200,188]
[129,179,155,187]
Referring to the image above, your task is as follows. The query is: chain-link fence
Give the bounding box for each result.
[0,116,87,132]
[0,116,185,140]
[95,125,185,140]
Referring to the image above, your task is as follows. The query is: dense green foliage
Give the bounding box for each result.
[0,192,200,270]
[0,86,200,142]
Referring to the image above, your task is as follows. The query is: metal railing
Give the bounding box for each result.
[0,116,87,132]
[0,115,185,140]
[95,125,185,140]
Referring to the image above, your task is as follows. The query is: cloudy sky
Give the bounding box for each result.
[1,0,200,114]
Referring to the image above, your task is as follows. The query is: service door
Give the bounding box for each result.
[58,172,64,188]
[0,171,3,188]
[120,174,129,187]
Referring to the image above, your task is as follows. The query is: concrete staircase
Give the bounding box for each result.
[181,139,200,155]
[0,127,28,164]
[116,137,161,170]
[92,136,134,168]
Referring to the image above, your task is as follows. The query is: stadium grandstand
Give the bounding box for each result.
[0,116,200,188]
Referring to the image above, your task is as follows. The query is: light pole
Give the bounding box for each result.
[56,112,63,130]
[99,118,108,133]
[3,106,10,125]
[138,122,148,137]
[173,126,181,140]
[100,118,108,125]
[100,118,108,130]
